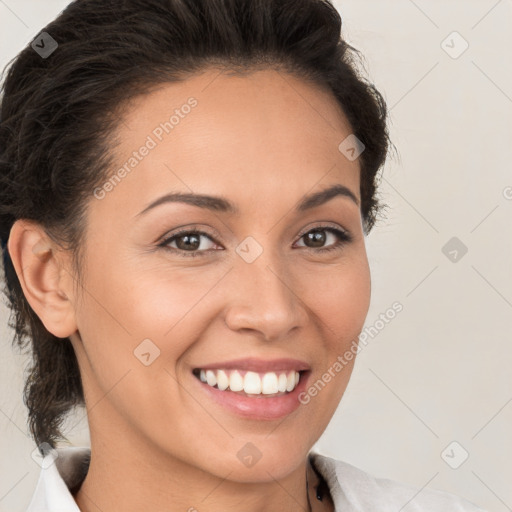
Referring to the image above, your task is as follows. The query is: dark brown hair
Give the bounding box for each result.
[0,0,390,451]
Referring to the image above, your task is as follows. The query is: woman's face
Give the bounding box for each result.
[68,68,371,481]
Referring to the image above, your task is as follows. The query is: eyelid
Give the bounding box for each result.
[156,224,222,245]
[296,221,350,239]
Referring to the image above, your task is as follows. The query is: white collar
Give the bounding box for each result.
[26,446,89,512]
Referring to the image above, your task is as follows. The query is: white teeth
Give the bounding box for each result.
[262,372,279,394]
[216,369,229,391]
[244,371,261,394]
[286,371,296,392]
[197,368,302,395]
[278,373,288,392]
[229,370,244,392]
[206,370,217,387]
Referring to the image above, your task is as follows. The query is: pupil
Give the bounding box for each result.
[178,234,199,250]
[307,230,325,248]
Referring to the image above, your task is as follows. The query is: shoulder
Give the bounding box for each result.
[308,451,488,512]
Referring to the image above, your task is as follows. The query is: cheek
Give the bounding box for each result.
[71,259,223,431]
[298,255,371,342]
[82,255,222,338]
[73,257,235,401]
[298,258,370,403]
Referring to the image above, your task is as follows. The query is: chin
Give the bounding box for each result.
[212,437,311,482]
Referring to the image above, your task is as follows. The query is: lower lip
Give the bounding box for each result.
[192,371,311,420]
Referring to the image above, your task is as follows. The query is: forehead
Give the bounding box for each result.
[94,68,360,220]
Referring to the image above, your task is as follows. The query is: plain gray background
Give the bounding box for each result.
[1,1,511,511]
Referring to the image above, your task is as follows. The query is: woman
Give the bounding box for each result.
[0,0,488,511]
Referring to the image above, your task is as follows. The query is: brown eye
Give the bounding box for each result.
[303,229,328,248]
[295,226,352,253]
[159,230,219,258]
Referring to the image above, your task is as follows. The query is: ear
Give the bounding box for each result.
[7,219,78,339]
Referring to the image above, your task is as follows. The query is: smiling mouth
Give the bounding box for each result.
[192,368,303,397]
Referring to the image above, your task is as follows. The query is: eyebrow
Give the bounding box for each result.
[135,184,359,218]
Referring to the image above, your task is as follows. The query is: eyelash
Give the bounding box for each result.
[157,224,353,258]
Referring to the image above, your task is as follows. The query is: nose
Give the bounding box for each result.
[223,252,308,342]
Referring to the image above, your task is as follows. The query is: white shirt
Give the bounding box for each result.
[26,446,488,511]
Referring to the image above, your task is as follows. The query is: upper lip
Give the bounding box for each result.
[193,357,311,373]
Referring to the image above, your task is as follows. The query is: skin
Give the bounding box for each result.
[8,68,371,512]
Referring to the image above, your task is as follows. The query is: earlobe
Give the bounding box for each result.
[7,219,78,339]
